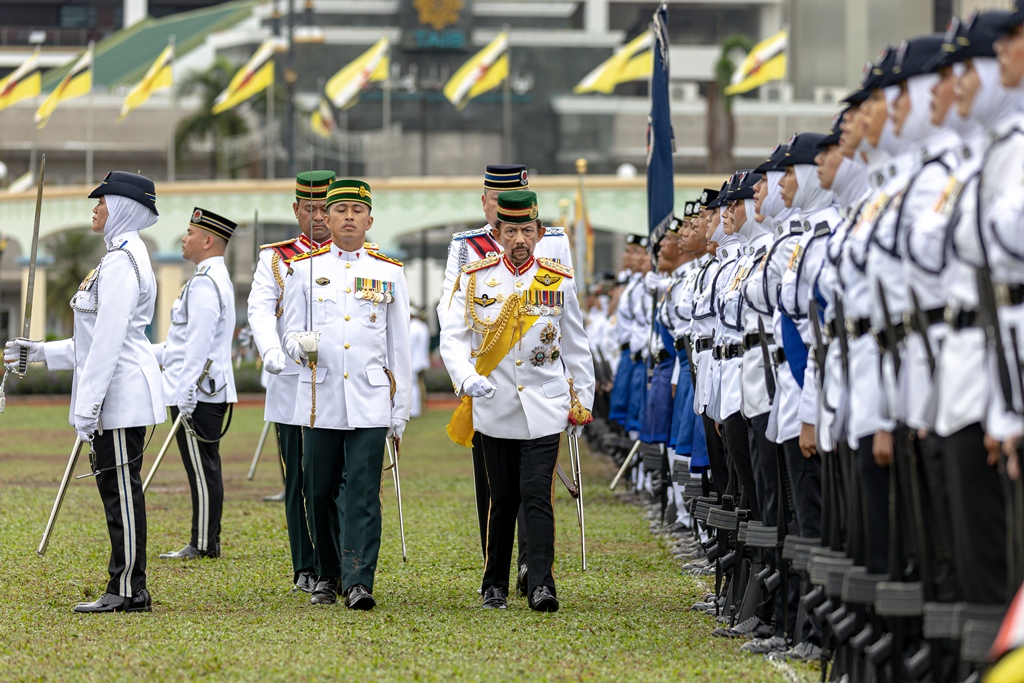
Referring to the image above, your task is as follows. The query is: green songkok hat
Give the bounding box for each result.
[496,190,538,224]
[296,170,336,201]
[325,179,372,210]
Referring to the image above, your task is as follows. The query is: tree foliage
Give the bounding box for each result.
[173,57,250,179]
[45,228,105,334]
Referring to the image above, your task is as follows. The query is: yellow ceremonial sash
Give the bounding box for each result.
[446,272,562,446]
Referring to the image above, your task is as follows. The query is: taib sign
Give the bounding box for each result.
[401,0,474,51]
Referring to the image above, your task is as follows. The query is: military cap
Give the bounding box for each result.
[880,34,946,87]
[699,188,719,209]
[817,108,849,148]
[706,181,730,210]
[190,207,237,241]
[89,171,158,215]
[842,46,897,104]
[754,144,790,173]
[667,214,684,234]
[296,170,336,201]
[484,164,529,191]
[626,234,650,248]
[727,171,763,201]
[925,11,1012,72]
[496,190,538,224]
[993,0,1024,33]
[778,133,830,167]
[325,179,372,209]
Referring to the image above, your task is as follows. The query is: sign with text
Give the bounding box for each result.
[401,0,473,52]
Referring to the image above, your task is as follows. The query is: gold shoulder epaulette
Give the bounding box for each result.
[285,245,331,263]
[463,254,501,274]
[363,242,379,251]
[537,257,573,278]
[260,237,299,250]
[368,250,403,267]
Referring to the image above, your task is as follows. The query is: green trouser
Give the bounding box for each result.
[276,423,315,581]
[302,426,387,593]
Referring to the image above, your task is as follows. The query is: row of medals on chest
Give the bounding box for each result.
[475,276,563,323]
[314,275,393,323]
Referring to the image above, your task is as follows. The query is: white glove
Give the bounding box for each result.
[285,332,311,361]
[462,374,495,398]
[644,271,663,294]
[4,338,44,365]
[263,347,288,375]
[568,424,585,438]
[388,418,408,440]
[177,387,197,417]
[73,414,99,442]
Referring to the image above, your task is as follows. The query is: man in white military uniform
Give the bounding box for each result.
[5,172,166,612]
[276,179,411,610]
[440,190,595,613]
[155,208,238,560]
[436,164,572,595]
[247,170,335,593]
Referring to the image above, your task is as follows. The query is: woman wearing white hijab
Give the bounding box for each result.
[5,171,165,613]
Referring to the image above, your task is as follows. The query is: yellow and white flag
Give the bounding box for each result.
[573,31,653,95]
[310,98,336,139]
[324,36,389,110]
[724,30,788,96]
[212,39,276,115]
[117,42,174,122]
[443,31,509,111]
[35,43,93,129]
[0,48,42,112]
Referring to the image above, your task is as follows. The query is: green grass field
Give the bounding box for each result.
[0,404,812,682]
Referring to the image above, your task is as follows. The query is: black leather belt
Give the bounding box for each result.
[621,343,631,352]
[723,343,743,360]
[657,349,671,363]
[632,351,643,363]
[874,322,907,353]
[905,306,946,333]
[845,317,872,340]
[742,332,774,351]
[826,318,840,340]
[674,337,687,351]
[995,283,1024,307]
[772,348,787,365]
[695,337,714,353]
[945,307,978,331]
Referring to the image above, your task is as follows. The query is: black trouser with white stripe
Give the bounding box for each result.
[92,427,147,597]
[170,403,226,553]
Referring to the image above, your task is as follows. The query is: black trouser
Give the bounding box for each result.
[749,413,778,528]
[917,432,957,601]
[722,413,761,521]
[782,437,822,539]
[702,412,729,500]
[479,433,559,597]
[472,431,529,569]
[277,423,315,581]
[302,426,387,593]
[92,427,148,598]
[171,404,226,553]
[941,423,1008,603]
[856,435,889,575]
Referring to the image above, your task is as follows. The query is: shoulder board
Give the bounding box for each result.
[285,245,331,264]
[452,227,491,240]
[813,221,831,237]
[363,242,379,251]
[368,250,403,267]
[543,226,565,237]
[537,257,574,278]
[261,237,299,250]
[463,254,501,273]
[195,265,211,276]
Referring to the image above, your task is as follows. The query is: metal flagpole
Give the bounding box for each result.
[382,51,392,177]
[266,84,275,178]
[502,30,512,164]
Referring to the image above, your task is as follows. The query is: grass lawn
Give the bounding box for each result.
[0,404,813,682]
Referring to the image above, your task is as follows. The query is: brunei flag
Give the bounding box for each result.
[573,31,653,95]
[117,42,174,122]
[212,40,276,115]
[0,48,42,112]
[35,44,93,129]
[443,32,509,111]
[324,36,389,110]
[724,29,788,96]
[310,98,336,139]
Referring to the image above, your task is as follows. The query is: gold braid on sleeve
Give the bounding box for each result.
[271,252,286,318]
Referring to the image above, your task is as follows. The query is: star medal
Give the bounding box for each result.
[539,322,557,345]
[530,345,548,367]
[549,346,561,363]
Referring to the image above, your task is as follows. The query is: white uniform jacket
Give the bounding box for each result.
[43,232,165,430]
[281,244,412,430]
[159,256,238,407]
[439,254,595,441]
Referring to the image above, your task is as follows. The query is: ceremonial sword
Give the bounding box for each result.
[384,436,407,562]
[567,432,587,571]
[16,155,45,377]
[247,421,273,480]
[140,360,213,491]
[36,435,85,556]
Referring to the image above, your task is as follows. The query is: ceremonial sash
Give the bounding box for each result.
[446,274,562,447]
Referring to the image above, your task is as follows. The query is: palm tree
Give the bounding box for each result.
[45,229,105,335]
[174,57,250,179]
[707,35,756,173]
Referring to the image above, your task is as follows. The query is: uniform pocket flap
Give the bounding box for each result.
[541,376,569,398]
[299,365,328,383]
[367,366,390,386]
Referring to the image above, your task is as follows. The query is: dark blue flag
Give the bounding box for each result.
[646,4,674,246]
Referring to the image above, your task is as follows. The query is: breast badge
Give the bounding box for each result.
[473,293,498,307]
[316,277,331,286]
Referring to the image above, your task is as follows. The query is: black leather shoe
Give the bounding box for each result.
[74,589,151,613]
[529,586,559,613]
[159,544,219,559]
[515,565,529,597]
[481,586,508,609]
[293,570,318,594]
[345,584,376,610]
[310,578,339,605]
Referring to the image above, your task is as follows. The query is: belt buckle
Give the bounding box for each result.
[844,317,856,338]
[944,304,958,327]
[902,309,914,332]
[995,283,1011,308]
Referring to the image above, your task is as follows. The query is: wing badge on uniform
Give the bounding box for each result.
[473,293,498,307]
[534,272,562,287]
[485,278,500,287]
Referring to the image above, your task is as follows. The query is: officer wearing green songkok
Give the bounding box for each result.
[276,179,412,609]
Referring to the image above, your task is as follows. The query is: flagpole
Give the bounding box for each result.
[575,157,590,294]
[502,26,512,164]
[167,36,176,182]
[86,41,95,185]
[267,81,276,178]
[382,44,392,178]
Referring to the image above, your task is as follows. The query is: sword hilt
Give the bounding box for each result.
[18,346,28,377]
